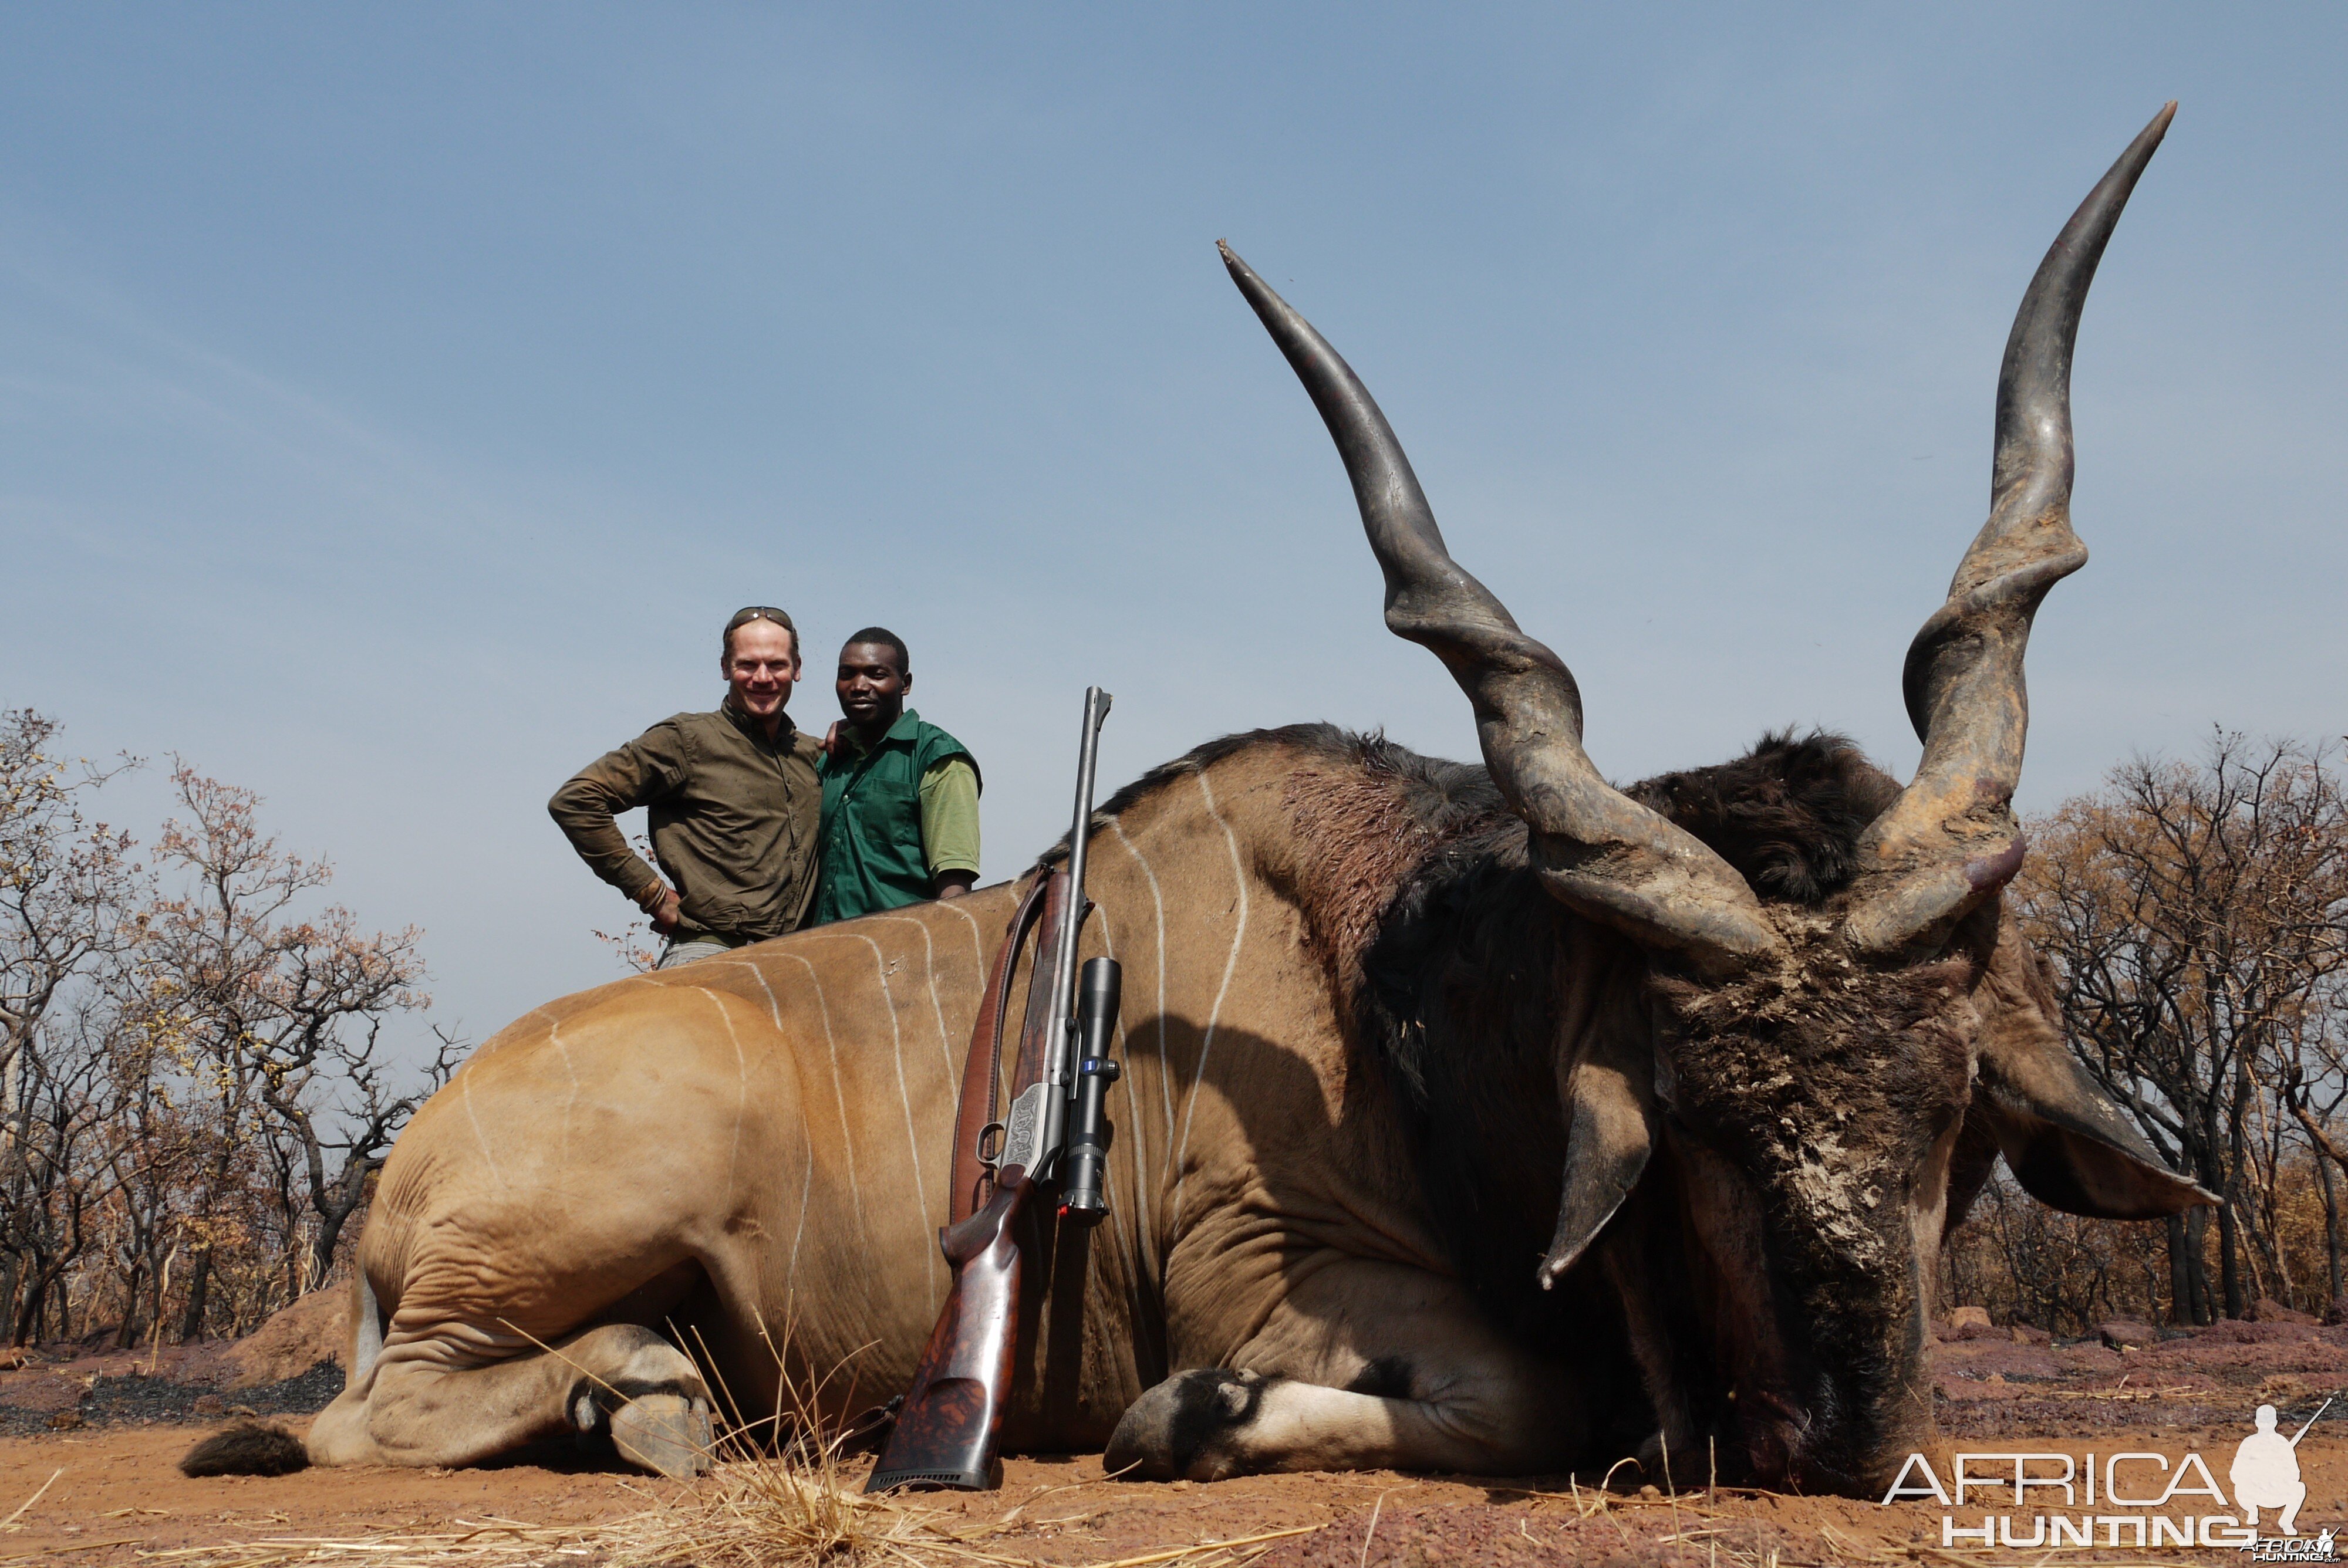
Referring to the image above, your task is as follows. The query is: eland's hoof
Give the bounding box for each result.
[1105,1367,1273,1482]
[612,1394,713,1479]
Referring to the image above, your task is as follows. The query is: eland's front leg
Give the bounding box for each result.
[1106,1259,1585,1479]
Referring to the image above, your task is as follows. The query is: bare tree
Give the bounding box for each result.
[0,712,141,1171]
[2015,734,2348,1322]
[0,712,146,1340]
[251,1008,463,1293]
[1973,1175,2119,1335]
[2271,956,2348,1312]
[131,762,451,1334]
[0,712,463,1345]
[0,989,125,1343]
[93,992,204,1346]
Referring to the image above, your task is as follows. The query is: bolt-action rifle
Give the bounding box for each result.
[868,687,1122,1492]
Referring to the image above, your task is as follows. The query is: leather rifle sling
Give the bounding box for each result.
[947,873,1054,1225]
[1002,872,1074,1110]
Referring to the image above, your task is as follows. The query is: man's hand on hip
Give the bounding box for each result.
[639,884,684,935]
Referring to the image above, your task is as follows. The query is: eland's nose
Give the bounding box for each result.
[1783,1368,1934,1498]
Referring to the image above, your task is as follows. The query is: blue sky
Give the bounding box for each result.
[5,6,2343,1059]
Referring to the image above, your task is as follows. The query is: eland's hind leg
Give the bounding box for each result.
[308,1321,714,1478]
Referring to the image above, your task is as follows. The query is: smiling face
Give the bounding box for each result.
[836,640,909,736]
[721,620,799,726]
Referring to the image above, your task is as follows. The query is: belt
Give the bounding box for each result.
[668,928,751,950]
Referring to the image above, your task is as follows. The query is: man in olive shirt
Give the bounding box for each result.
[813,627,981,924]
[551,606,824,967]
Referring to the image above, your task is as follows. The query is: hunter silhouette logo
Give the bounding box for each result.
[2235,1400,2326,1540]
[1881,1398,2336,1555]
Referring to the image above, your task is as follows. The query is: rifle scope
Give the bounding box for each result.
[1057,955,1122,1224]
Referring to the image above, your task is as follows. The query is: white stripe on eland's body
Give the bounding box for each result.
[546,1017,581,1156]
[871,914,959,1079]
[1106,816,1170,1281]
[789,1137,815,1285]
[1108,819,1175,1158]
[778,952,869,1256]
[729,961,787,1031]
[718,959,803,1282]
[821,932,939,1312]
[462,1003,555,1073]
[1088,917,1141,1289]
[498,1005,562,1063]
[1172,772,1249,1236]
[939,897,986,974]
[460,1071,508,1189]
[689,988,751,1204]
[719,957,836,1293]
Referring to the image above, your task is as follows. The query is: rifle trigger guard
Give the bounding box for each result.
[975,1120,1006,1172]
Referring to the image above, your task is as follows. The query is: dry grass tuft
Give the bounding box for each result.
[600,1459,956,1567]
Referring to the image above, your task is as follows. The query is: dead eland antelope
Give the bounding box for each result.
[190,106,2206,1498]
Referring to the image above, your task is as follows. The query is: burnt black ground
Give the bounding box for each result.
[0,1359,341,1435]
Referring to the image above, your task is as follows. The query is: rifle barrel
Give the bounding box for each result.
[2290,1396,2332,1446]
[1035,687,1111,1177]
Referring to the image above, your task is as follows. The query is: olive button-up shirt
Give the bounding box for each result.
[549,702,824,942]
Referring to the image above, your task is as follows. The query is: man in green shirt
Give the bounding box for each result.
[813,627,981,924]
[550,606,824,967]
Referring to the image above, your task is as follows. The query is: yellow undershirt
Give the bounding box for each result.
[917,755,982,876]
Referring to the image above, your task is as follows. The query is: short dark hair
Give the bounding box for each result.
[723,606,799,663]
[841,626,910,677]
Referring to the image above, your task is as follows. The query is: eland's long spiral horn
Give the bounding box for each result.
[1220,241,1782,969]
[1844,104,2175,955]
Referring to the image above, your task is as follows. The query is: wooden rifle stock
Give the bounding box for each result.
[863,1166,1030,1489]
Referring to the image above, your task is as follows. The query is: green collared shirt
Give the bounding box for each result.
[814,708,980,924]
[549,701,824,942]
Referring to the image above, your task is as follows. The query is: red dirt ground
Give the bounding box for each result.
[0,1313,2342,1564]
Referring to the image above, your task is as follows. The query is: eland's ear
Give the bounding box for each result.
[1538,1029,1655,1289]
[1972,927,2215,1219]
[1968,1068,2214,1218]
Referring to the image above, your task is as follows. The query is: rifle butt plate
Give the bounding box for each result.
[866,1457,1003,1493]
